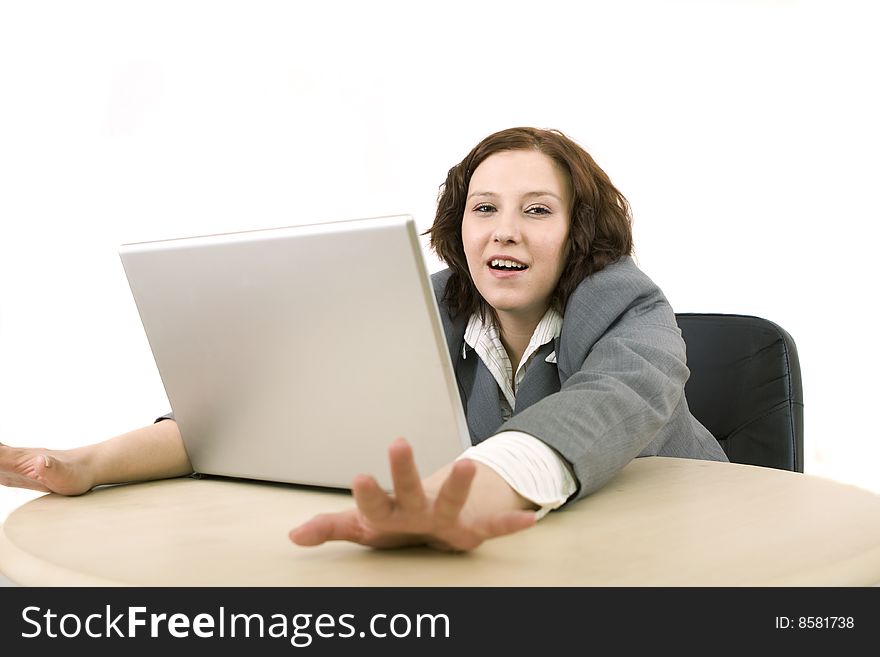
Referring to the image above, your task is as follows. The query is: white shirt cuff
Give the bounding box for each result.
[456,431,577,519]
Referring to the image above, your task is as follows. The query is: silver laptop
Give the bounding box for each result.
[119,215,471,491]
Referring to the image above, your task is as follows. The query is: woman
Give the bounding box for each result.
[0,127,728,552]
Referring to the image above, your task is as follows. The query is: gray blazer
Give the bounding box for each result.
[433,256,728,502]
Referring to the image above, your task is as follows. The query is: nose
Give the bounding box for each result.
[493,209,521,244]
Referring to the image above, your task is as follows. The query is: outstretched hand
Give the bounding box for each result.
[289,437,536,552]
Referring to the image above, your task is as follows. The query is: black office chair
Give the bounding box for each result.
[676,314,803,472]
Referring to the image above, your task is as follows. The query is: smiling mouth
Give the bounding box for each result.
[488,259,529,271]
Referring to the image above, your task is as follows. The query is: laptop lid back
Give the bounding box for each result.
[119,215,471,490]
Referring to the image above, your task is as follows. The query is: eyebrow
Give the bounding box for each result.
[467,191,563,201]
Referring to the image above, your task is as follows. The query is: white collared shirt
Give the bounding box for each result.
[457,308,576,518]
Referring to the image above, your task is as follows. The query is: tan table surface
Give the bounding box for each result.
[2,456,879,586]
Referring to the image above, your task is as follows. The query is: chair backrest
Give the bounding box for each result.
[676,313,804,472]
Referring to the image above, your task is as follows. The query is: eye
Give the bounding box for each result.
[525,205,551,216]
[473,203,496,213]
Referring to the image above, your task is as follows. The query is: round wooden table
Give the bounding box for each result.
[2,457,879,586]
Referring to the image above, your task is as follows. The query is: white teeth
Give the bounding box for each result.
[490,259,526,270]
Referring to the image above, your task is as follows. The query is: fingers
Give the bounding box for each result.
[433,459,476,527]
[291,472,399,546]
[388,437,427,513]
[288,510,364,546]
[351,473,394,522]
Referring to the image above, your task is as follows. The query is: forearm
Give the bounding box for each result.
[73,419,192,486]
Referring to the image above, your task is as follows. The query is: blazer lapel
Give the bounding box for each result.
[514,342,561,414]
[457,355,504,444]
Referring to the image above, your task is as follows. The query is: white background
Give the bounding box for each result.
[1,0,878,522]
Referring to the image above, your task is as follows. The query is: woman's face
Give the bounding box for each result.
[461,149,571,323]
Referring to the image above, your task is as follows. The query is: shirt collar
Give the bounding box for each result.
[463,307,562,354]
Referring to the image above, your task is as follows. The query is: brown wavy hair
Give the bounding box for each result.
[424,127,633,320]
